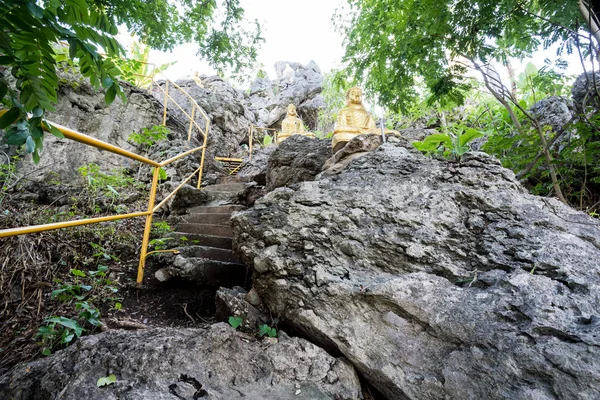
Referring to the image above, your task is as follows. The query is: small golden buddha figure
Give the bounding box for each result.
[332,87,387,151]
[277,104,314,144]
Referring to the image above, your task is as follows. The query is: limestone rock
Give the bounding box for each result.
[0,324,362,400]
[215,287,269,332]
[232,143,600,399]
[266,135,331,191]
[572,71,600,114]
[237,146,277,185]
[530,96,574,138]
[16,79,168,183]
[152,76,256,158]
[248,61,324,129]
[397,128,437,142]
[320,134,411,176]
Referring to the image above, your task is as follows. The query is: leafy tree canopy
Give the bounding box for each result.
[0,0,262,161]
[336,0,591,113]
[92,0,263,74]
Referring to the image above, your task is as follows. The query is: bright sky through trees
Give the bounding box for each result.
[132,0,588,83]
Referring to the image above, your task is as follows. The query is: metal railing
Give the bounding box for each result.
[0,71,210,285]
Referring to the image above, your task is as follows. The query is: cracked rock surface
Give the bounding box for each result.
[0,323,361,400]
[232,142,600,399]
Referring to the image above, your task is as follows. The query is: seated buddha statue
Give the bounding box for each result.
[277,104,314,144]
[332,87,394,151]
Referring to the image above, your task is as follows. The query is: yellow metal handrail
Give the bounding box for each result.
[0,68,211,285]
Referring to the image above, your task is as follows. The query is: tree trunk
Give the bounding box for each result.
[579,0,600,61]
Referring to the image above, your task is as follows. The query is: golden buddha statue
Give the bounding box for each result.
[277,104,314,144]
[332,87,389,151]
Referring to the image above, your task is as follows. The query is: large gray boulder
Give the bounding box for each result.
[248,61,324,129]
[0,323,362,400]
[232,143,600,399]
[266,135,331,191]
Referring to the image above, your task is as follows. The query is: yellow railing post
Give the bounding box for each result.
[249,125,253,160]
[188,105,196,141]
[197,120,209,189]
[0,67,214,284]
[162,80,169,126]
[137,167,161,284]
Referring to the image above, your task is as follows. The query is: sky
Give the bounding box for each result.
[119,0,591,89]
[140,0,348,81]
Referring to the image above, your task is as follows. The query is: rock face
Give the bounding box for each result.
[153,76,256,158]
[248,61,324,129]
[232,143,600,399]
[266,135,331,191]
[17,79,168,183]
[237,146,277,185]
[530,95,574,134]
[572,71,600,114]
[0,323,362,400]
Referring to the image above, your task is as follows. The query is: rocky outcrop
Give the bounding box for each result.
[530,95,574,137]
[153,76,256,158]
[232,142,600,399]
[248,61,324,130]
[17,78,170,183]
[237,146,277,185]
[0,324,362,400]
[266,135,331,191]
[572,71,600,114]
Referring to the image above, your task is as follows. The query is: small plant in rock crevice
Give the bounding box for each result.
[228,316,243,329]
[413,124,483,160]
[258,323,277,338]
[128,125,170,148]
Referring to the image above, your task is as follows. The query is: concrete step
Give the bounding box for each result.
[167,256,248,286]
[203,183,248,193]
[169,232,233,249]
[177,223,233,237]
[176,245,240,264]
[187,205,245,214]
[183,213,231,225]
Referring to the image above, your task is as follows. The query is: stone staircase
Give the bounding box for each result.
[157,183,250,287]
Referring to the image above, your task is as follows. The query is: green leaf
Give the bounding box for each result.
[102,77,113,88]
[459,128,484,147]
[44,121,65,139]
[0,107,20,129]
[258,324,277,337]
[0,83,7,102]
[97,374,117,387]
[5,129,29,145]
[70,269,86,277]
[228,316,243,329]
[32,106,43,118]
[26,2,45,18]
[106,185,119,197]
[105,85,117,104]
[42,348,52,356]
[158,167,168,181]
[422,134,453,147]
[25,136,36,153]
[32,149,40,164]
[114,302,122,311]
[45,316,84,337]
